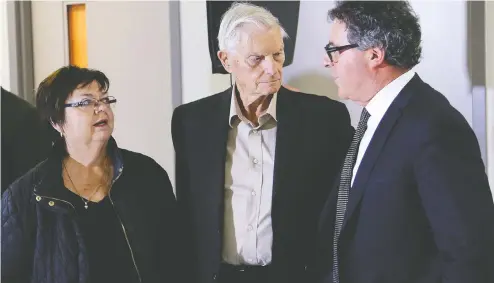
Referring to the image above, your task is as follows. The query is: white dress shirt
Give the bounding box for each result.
[222,88,277,266]
[351,70,416,186]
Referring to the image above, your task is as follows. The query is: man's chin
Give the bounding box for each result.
[262,84,281,95]
[337,90,349,100]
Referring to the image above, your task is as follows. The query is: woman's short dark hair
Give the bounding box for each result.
[328,1,422,69]
[35,65,110,126]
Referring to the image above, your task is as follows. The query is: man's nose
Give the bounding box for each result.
[262,56,276,75]
[323,54,333,68]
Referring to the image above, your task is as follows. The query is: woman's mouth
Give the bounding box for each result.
[93,119,108,127]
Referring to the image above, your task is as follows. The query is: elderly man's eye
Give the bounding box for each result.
[274,52,284,60]
[248,56,263,65]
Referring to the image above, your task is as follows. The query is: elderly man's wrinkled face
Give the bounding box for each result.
[222,25,285,97]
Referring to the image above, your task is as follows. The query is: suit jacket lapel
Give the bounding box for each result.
[341,75,422,232]
[200,88,232,233]
[272,87,304,209]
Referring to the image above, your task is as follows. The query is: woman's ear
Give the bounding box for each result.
[50,120,63,137]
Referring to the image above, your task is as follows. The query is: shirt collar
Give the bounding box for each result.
[228,85,278,128]
[365,69,416,121]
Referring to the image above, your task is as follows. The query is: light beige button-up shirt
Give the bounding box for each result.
[221,87,278,266]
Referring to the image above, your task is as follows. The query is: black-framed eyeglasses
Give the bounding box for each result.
[324,43,359,63]
[64,96,117,111]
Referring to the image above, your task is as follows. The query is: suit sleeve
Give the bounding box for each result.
[171,106,190,220]
[171,106,196,283]
[307,101,354,283]
[414,119,494,283]
[2,106,51,192]
[147,160,186,283]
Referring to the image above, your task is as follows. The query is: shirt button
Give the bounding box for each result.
[48,201,55,206]
[251,191,256,196]
[248,258,254,263]
[253,129,259,134]
[247,225,253,231]
[253,158,259,164]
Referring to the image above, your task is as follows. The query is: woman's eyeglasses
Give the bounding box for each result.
[64,96,117,112]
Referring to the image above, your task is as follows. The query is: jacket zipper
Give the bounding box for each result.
[107,168,143,283]
[34,164,142,282]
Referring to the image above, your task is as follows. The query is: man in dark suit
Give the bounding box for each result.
[1,87,53,192]
[315,1,494,283]
[172,3,353,283]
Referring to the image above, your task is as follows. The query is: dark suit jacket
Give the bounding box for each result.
[1,87,54,192]
[172,86,353,283]
[315,75,494,283]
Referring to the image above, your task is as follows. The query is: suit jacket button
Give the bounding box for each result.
[212,273,217,280]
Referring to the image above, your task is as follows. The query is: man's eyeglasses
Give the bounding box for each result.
[64,96,117,112]
[324,43,359,64]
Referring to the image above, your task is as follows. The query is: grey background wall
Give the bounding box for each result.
[85,2,175,186]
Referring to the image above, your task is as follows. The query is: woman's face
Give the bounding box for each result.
[56,81,115,146]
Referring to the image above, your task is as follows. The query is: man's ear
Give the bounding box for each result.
[366,47,385,69]
[217,50,232,73]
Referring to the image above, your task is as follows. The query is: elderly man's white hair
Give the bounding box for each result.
[217,2,288,51]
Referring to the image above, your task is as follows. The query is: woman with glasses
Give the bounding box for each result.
[1,66,184,283]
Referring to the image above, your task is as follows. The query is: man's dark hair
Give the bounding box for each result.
[328,1,422,69]
[35,65,109,126]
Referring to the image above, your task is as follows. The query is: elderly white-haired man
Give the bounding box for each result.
[172,2,353,283]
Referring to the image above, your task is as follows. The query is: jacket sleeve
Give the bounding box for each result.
[307,100,354,283]
[171,106,196,283]
[153,164,188,283]
[2,183,36,283]
[414,118,494,283]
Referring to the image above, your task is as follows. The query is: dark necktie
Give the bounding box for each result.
[332,108,371,283]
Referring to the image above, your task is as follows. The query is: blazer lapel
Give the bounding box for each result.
[199,88,232,231]
[341,75,422,232]
[272,87,305,206]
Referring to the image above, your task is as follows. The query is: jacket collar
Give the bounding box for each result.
[33,136,124,213]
